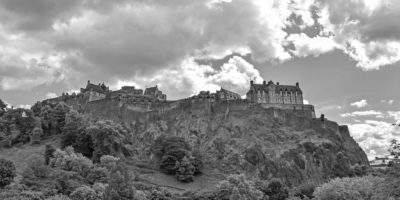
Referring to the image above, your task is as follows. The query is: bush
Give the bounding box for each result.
[175,156,195,182]
[104,162,135,200]
[30,127,43,144]
[262,178,289,200]
[45,194,72,200]
[70,185,98,200]
[0,158,16,187]
[293,182,317,199]
[45,144,56,165]
[215,174,263,200]
[313,176,383,200]
[49,147,93,177]
[86,120,128,162]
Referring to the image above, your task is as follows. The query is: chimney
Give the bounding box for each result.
[263,80,266,85]
[296,82,299,87]
[250,80,254,85]
[277,82,279,85]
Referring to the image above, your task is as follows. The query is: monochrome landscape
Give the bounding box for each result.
[0,0,400,199]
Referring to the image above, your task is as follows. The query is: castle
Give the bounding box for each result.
[80,80,166,103]
[246,80,303,104]
[43,79,315,118]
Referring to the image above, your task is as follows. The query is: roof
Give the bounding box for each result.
[248,82,302,94]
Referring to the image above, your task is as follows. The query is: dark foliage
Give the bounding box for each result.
[175,156,195,182]
[260,178,289,200]
[332,152,351,178]
[45,144,56,165]
[294,182,317,199]
[0,158,16,187]
[104,162,135,200]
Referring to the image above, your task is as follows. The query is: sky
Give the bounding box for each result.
[0,0,399,160]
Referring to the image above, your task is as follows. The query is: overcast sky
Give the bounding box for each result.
[0,0,399,160]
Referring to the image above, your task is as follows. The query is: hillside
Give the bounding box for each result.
[83,98,369,187]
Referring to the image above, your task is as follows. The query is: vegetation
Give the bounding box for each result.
[0,158,16,187]
[152,135,203,182]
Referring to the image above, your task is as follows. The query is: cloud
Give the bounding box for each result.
[303,99,310,105]
[381,99,395,105]
[287,33,337,57]
[316,0,400,70]
[349,120,400,160]
[45,92,58,99]
[340,110,383,118]
[131,56,263,99]
[350,99,368,108]
[388,111,400,123]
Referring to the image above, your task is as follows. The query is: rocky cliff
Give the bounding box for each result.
[84,99,369,186]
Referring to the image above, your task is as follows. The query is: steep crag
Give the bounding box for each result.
[84,99,368,186]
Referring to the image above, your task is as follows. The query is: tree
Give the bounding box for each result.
[103,162,135,200]
[262,179,289,200]
[215,174,263,200]
[0,98,6,111]
[0,158,16,187]
[175,156,195,182]
[45,144,56,165]
[30,127,44,144]
[313,176,383,200]
[87,120,128,162]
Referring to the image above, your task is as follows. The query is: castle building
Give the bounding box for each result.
[246,80,303,104]
[216,88,241,100]
[80,80,109,102]
[144,85,167,101]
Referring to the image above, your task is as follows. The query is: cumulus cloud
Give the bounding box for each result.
[316,0,400,70]
[349,120,400,159]
[340,110,383,118]
[350,99,368,108]
[0,0,400,101]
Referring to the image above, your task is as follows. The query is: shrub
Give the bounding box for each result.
[45,194,72,200]
[104,162,135,200]
[49,147,93,177]
[215,174,263,200]
[293,182,317,199]
[262,178,289,200]
[51,169,84,195]
[0,158,16,187]
[313,176,383,200]
[85,167,108,184]
[45,144,56,165]
[87,120,128,162]
[30,127,43,144]
[70,185,98,200]
[175,156,195,182]
[160,155,178,174]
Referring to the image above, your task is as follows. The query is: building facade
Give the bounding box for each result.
[246,80,303,104]
[80,80,109,102]
[216,88,241,100]
[144,85,167,101]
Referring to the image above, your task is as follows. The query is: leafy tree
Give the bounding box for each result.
[293,182,317,200]
[261,178,289,200]
[49,147,93,177]
[313,176,383,200]
[87,120,128,162]
[0,158,16,187]
[70,184,106,200]
[30,127,44,144]
[45,144,56,165]
[332,152,351,178]
[175,156,195,182]
[103,162,135,200]
[215,174,263,200]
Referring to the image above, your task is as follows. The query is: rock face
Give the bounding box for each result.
[84,99,369,186]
